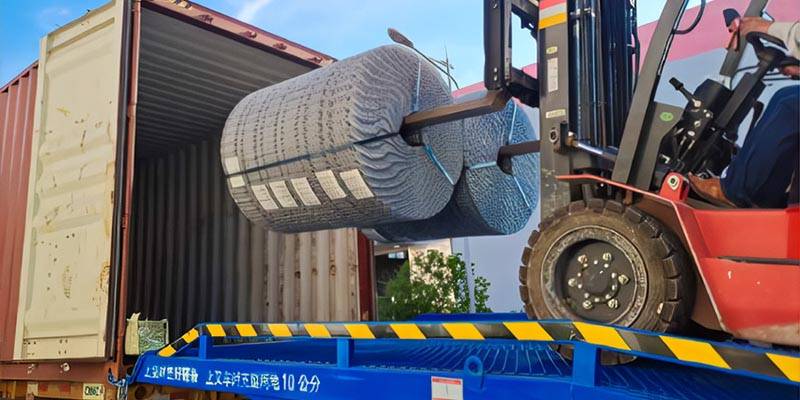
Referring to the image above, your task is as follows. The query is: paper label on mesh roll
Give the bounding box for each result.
[251,184,279,210]
[340,169,374,199]
[228,176,246,188]
[290,177,321,206]
[223,156,242,173]
[269,180,298,208]
[316,170,347,200]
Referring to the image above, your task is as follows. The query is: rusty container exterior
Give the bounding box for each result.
[0,64,38,362]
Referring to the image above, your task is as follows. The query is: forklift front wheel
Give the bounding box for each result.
[519,199,695,343]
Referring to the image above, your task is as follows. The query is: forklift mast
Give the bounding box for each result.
[537,0,770,217]
[402,0,799,353]
[536,0,637,217]
[404,0,774,219]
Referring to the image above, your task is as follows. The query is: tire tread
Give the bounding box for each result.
[519,199,695,335]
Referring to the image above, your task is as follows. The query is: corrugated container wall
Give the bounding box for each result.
[0,64,38,361]
[124,5,360,341]
[128,139,361,340]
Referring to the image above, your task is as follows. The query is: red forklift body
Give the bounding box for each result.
[559,173,800,346]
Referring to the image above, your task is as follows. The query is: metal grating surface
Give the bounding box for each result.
[351,341,571,377]
[135,8,313,158]
[600,359,799,400]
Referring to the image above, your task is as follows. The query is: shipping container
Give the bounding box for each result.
[0,63,38,363]
[0,0,375,388]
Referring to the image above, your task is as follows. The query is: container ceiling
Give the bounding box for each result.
[136,8,314,158]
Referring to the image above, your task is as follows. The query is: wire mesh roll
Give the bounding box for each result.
[364,101,539,242]
[221,45,462,232]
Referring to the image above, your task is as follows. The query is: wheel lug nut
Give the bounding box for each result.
[584,293,590,299]
[618,274,630,285]
[577,254,588,264]
[593,260,599,265]
[602,252,613,262]
[611,272,618,279]
[577,284,583,289]
[593,297,600,302]
[611,284,618,291]
[603,263,609,268]
[577,272,582,277]
[568,278,578,287]
[608,299,619,309]
[582,300,593,310]
[605,293,612,300]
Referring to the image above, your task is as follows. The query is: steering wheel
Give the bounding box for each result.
[747,31,800,65]
[746,32,800,79]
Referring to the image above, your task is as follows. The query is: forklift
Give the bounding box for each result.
[400,0,800,350]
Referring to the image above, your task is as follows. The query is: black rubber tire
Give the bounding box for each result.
[519,199,695,363]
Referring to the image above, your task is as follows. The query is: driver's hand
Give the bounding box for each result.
[738,17,773,38]
[781,65,800,77]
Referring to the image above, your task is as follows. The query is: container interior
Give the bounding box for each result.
[126,8,359,340]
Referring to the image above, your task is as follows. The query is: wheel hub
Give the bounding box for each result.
[567,251,631,301]
[542,226,645,325]
[580,263,612,295]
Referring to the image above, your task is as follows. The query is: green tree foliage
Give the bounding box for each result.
[379,250,491,321]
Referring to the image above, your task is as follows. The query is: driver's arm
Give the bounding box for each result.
[768,21,800,59]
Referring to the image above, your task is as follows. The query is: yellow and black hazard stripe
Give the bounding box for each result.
[568,321,799,384]
[157,321,800,384]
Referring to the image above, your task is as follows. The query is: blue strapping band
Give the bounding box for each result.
[412,61,422,112]
[468,161,497,170]
[507,102,518,143]
[507,103,530,208]
[424,144,455,185]
[414,60,453,185]
[513,175,532,209]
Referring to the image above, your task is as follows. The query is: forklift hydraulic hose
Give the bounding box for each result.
[674,0,706,35]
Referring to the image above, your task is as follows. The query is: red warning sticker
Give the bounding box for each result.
[431,376,463,400]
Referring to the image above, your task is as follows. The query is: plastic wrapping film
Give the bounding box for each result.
[365,101,539,242]
[221,45,462,232]
[125,313,169,355]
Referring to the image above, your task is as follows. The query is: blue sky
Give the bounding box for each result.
[0,0,700,86]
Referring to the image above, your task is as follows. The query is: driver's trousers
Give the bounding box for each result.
[722,85,800,208]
